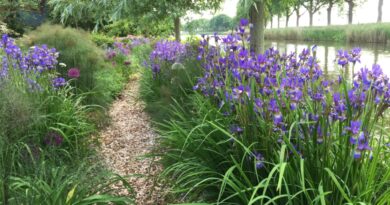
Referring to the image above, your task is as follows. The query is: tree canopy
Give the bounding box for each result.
[48,0,224,40]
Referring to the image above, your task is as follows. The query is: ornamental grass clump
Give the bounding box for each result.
[156,20,390,204]
[28,24,123,106]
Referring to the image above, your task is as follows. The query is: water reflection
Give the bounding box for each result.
[264,40,390,77]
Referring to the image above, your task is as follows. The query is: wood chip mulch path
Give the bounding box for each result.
[99,75,166,204]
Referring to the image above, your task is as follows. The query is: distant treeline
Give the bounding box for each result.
[184,14,237,34]
[265,23,390,44]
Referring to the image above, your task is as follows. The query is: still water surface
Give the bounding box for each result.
[263,40,390,77]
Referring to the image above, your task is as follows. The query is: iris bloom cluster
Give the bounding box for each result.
[193,19,390,167]
[0,34,65,89]
[107,36,149,57]
[149,40,188,77]
[105,36,148,66]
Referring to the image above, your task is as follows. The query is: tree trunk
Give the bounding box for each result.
[309,0,314,26]
[378,0,383,23]
[296,8,300,27]
[286,15,289,28]
[324,46,329,75]
[327,2,333,26]
[250,0,265,54]
[40,0,46,14]
[174,17,181,42]
[347,1,354,24]
[271,16,273,28]
[277,14,280,28]
[309,11,314,26]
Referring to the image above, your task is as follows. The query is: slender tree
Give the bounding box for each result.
[345,0,354,24]
[377,0,383,23]
[325,0,341,25]
[269,1,283,28]
[343,0,366,24]
[302,0,327,26]
[281,0,295,27]
[292,0,305,27]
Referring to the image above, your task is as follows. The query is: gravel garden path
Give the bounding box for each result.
[99,75,166,204]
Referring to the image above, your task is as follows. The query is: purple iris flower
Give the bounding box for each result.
[311,92,324,101]
[372,64,383,78]
[230,124,243,134]
[348,121,361,135]
[273,112,283,125]
[250,151,265,169]
[268,99,279,113]
[255,98,263,108]
[44,131,64,146]
[349,47,361,64]
[353,150,362,159]
[52,77,66,88]
[240,18,249,27]
[337,49,349,67]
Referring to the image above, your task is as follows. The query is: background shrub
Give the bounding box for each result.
[27,24,124,106]
[91,33,115,47]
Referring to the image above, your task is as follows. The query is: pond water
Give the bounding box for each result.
[185,34,390,78]
[263,40,390,78]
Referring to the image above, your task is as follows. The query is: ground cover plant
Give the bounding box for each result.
[0,34,134,204]
[142,20,390,204]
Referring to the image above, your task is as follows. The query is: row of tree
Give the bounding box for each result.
[266,0,384,28]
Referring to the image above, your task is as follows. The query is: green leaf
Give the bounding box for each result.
[66,185,77,204]
[325,168,353,203]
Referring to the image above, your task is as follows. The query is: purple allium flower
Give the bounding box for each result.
[67,68,80,78]
[44,131,63,146]
[52,77,66,88]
